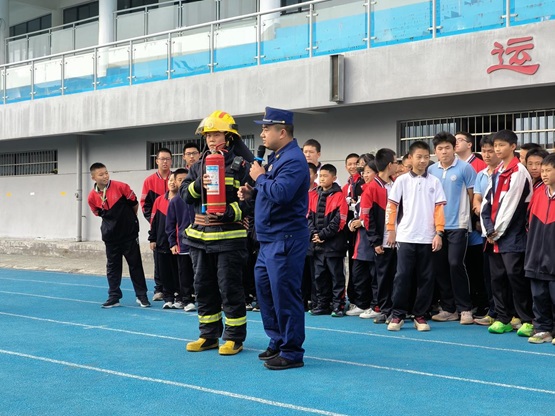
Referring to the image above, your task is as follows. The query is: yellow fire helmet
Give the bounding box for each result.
[195,110,240,138]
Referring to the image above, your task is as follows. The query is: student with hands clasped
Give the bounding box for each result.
[384,141,446,333]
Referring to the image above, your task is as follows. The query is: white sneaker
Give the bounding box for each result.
[431,310,459,322]
[152,292,164,301]
[460,310,474,325]
[162,301,174,309]
[360,308,380,319]
[387,318,404,331]
[184,302,197,312]
[346,305,364,316]
[172,301,185,309]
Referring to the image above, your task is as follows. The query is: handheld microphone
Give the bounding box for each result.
[254,145,266,166]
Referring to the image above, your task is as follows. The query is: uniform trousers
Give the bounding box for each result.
[177,254,195,304]
[489,252,533,324]
[105,238,148,300]
[255,238,307,362]
[189,247,247,342]
[350,259,375,310]
[530,279,555,332]
[392,243,434,319]
[313,253,346,311]
[433,229,472,313]
[156,250,179,303]
[375,247,397,316]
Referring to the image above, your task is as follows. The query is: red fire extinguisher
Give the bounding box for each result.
[204,151,226,214]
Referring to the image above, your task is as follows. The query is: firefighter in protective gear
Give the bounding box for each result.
[179,110,252,355]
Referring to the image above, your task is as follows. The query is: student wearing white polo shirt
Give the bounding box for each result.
[385,141,446,332]
[429,132,477,325]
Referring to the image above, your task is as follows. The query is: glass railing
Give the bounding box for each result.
[1,0,554,105]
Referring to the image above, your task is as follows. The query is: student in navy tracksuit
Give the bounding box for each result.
[239,107,310,370]
[87,163,150,309]
[165,168,196,311]
[308,164,349,317]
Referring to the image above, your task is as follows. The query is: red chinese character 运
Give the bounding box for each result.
[487,36,540,75]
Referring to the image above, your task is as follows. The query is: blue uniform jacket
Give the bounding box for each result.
[254,139,310,242]
[166,195,195,254]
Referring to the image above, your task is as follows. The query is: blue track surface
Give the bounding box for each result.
[0,268,554,415]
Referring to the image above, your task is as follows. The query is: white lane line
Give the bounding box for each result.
[0,348,346,416]
[0,291,181,314]
[3,311,555,398]
[304,325,555,358]
[1,290,553,358]
[0,276,133,292]
[0,312,186,341]
[305,355,555,396]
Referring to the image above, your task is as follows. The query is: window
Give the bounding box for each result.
[0,150,58,176]
[9,15,52,37]
[147,135,256,169]
[399,109,555,156]
[63,1,99,24]
[117,0,159,12]
[281,0,308,14]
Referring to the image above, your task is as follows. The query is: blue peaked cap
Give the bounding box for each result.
[253,107,294,125]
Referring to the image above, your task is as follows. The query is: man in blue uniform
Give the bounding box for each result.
[239,107,310,370]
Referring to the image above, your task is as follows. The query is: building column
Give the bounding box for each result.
[99,0,117,45]
[0,0,9,64]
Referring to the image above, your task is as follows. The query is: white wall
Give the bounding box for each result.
[2,84,555,241]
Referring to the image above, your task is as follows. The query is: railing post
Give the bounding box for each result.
[208,23,215,73]
[308,3,314,58]
[166,32,173,79]
[128,40,134,85]
[432,0,436,39]
[30,60,35,100]
[2,69,6,104]
[93,47,98,91]
[256,13,261,65]
[61,54,65,95]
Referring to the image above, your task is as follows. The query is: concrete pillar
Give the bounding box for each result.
[259,0,281,38]
[0,0,9,64]
[99,0,117,45]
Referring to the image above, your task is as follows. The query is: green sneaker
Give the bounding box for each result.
[517,322,534,337]
[488,321,513,334]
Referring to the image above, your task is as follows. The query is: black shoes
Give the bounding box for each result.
[309,308,331,316]
[258,348,279,361]
[136,296,151,308]
[101,298,120,308]
[264,356,304,370]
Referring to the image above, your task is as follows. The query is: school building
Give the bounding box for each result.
[0,0,554,242]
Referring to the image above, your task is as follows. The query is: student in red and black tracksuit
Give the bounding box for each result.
[87,163,150,309]
[141,148,172,300]
[480,129,534,336]
[346,162,377,317]
[166,168,196,312]
[301,163,319,311]
[308,164,349,317]
[525,153,555,343]
[361,148,398,323]
[180,110,251,356]
[342,153,364,311]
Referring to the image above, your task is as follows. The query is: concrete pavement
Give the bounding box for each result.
[0,238,154,278]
